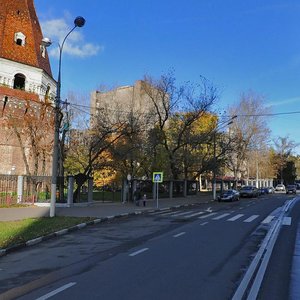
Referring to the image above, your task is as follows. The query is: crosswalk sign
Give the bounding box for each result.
[153,172,163,183]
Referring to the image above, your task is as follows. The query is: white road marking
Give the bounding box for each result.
[129,248,149,257]
[227,214,244,221]
[149,210,171,215]
[243,215,259,223]
[212,213,231,220]
[199,212,217,219]
[183,211,205,218]
[282,217,292,226]
[262,216,275,224]
[206,207,213,212]
[35,282,76,300]
[171,210,194,217]
[200,222,208,226]
[173,232,186,238]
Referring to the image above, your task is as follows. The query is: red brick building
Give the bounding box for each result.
[0,0,56,175]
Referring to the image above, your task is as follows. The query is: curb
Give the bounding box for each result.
[0,202,202,257]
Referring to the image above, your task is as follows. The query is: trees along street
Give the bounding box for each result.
[1,194,298,300]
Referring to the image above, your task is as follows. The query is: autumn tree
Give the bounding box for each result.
[141,73,218,180]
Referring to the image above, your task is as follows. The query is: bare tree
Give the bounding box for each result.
[226,91,271,182]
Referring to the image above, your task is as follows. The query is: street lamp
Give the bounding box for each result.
[49,16,86,217]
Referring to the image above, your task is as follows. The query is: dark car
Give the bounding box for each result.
[258,187,268,195]
[218,189,240,202]
[239,186,259,198]
[286,185,297,194]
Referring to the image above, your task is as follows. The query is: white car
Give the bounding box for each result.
[275,184,285,192]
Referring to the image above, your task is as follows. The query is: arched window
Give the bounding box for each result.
[14,32,26,46]
[13,74,26,90]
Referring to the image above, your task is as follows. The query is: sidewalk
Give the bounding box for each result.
[0,194,213,221]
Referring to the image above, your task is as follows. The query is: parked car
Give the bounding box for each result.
[267,187,275,194]
[239,186,259,198]
[275,184,285,192]
[286,185,297,194]
[218,189,240,202]
[258,187,268,195]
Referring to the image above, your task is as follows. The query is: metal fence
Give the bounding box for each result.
[0,175,51,205]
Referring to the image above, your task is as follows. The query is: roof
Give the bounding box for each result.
[0,0,53,77]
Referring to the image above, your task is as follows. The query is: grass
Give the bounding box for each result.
[0,216,95,249]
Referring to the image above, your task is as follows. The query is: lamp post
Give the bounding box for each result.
[49,16,86,217]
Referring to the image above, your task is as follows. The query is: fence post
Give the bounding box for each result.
[184,180,187,197]
[169,181,173,199]
[88,177,93,203]
[67,176,74,207]
[17,176,24,203]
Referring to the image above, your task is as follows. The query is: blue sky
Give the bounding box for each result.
[35,0,300,153]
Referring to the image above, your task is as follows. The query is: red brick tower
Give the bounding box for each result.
[0,0,56,176]
[0,0,52,76]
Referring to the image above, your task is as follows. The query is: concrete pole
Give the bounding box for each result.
[67,176,74,207]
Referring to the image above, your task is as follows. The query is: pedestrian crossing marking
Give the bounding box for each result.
[212,213,231,220]
[183,211,205,218]
[148,209,285,226]
[171,210,195,217]
[198,212,218,219]
[227,214,244,221]
[282,217,292,226]
[262,216,275,224]
[243,215,259,223]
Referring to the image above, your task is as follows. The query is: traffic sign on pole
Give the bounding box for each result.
[153,172,163,183]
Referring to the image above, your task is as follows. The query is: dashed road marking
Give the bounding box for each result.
[200,222,209,226]
[36,282,76,300]
[173,232,186,238]
[129,248,149,257]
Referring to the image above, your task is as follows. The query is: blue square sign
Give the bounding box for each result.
[153,172,163,183]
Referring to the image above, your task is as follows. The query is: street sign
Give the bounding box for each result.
[153,172,163,183]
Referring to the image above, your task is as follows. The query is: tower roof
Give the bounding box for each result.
[0,0,53,77]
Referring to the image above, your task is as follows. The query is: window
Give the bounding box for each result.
[13,74,26,90]
[14,32,26,46]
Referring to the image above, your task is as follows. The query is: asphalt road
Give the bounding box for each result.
[0,193,296,300]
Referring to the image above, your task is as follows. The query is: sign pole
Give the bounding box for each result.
[156,182,159,208]
[153,172,163,210]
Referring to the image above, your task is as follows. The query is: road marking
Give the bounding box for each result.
[129,248,149,257]
[36,282,76,300]
[262,216,275,224]
[171,211,195,217]
[243,215,259,223]
[212,213,231,220]
[198,212,217,219]
[227,214,244,221]
[282,217,292,226]
[149,210,171,215]
[183,211,205,218]
[200,222,208,226]
[173,232,186,238]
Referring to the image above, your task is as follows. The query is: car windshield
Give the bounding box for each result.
[241,186,252,190]
[223,190,233,195]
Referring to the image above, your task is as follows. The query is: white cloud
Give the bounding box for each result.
[41,18,103,58]
[266,97,300,107]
